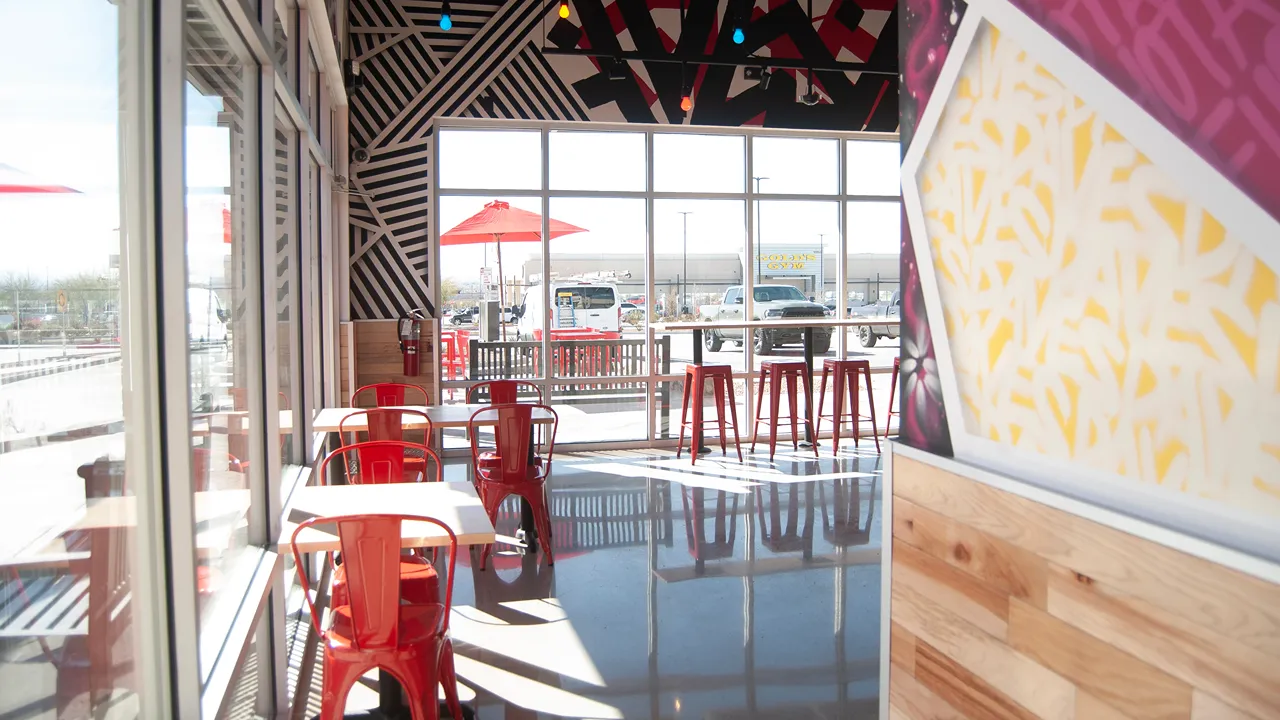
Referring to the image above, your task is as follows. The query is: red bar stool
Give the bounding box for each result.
[816,358,880,454]
[677,364,742,465]
[884,356,900,439]
[751,360,817,461]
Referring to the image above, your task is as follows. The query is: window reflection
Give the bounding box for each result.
[184,0,260,676]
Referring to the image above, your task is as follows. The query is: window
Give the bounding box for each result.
[306,157,323,412]
[438,129,542,190]
[752,136,838,194]
[754,286,807,302]
[654,133,745,193]
[184,0,261,675]
[0,0,157,713]
[550,130,645,191]
[845,139,900,196]
[305,50,319,129]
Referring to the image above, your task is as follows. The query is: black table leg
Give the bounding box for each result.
[801,327,815,447]
[521,426,538,552]
[378,672,403,717]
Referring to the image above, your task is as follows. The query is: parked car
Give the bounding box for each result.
[848,291,901,347]
[698,285,831,355]
[450,306,479,325]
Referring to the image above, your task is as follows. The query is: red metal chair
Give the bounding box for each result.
[468,404,559,569]
[816,358,880,454]
[676,364,742,465]
[339,408,434,482]
[292,514,464,720]
[351,382,429,408]
[750,360,817,460]
[319,442,443,606]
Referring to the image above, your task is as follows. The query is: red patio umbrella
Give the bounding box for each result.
[441,200,586,338]
[0,163,80,194]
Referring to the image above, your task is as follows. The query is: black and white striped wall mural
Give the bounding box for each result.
[347,0,898,319]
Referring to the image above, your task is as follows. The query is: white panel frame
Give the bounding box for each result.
[900,0,1280,562]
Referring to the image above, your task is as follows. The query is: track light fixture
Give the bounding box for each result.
[559,0,570,18]
[439,0,452,30]
[731,0,746,44]
[760,68,772,90]
[607,56,628,81]
[799,68,820,105]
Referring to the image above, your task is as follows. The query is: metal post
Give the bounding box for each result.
[678,211,692,314]
[751,177,767,283]
[817,232,825,302]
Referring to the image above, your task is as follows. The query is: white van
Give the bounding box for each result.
[188,287,229,347]
[517,282,621,340]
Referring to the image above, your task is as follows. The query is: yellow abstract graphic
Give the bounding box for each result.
[917,24,1280,516]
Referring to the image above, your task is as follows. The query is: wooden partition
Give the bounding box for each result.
[345,319,437,407]
[887,449,1280,720]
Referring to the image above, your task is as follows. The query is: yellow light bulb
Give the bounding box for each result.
[559,1,570,18]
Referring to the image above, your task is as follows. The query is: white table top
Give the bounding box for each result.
[313,404,556,433]
[653,317,900,331]
[279,481,496,554]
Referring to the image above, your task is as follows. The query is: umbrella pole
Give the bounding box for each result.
[496,234,506,341]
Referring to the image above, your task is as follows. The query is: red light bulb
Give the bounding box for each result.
[680,94,692,112]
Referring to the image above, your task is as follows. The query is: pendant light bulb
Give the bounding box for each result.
[439,0,452,30]
[559,0,570,18]
[732,27,744,44]
[680,94,693,112]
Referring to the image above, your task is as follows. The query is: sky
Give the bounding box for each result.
[436,129,902,285]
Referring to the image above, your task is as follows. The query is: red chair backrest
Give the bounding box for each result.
[339,408,432,443]
[291,514,457,650]
[351,382,428,408]
[466,380,543,405]
[319,440,441,486]
[468,404,558,483]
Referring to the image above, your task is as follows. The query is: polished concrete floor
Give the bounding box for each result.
[309,444,885,720]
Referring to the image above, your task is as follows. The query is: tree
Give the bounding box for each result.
[439,277,461,306]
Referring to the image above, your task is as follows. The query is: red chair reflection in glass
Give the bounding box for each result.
[319,441,444,606]
[819,478,876,547]
[292,514,464,720]
[191,447,244,492]
[680,487,738,576]
[351,382,429,408]
[0,459,133,718]
[468,404,559,569]
[338,408,434,483]
[227,388,288,469]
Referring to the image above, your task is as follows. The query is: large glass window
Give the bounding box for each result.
[845,139,900,196]
[654,133,745,193]
[438,129,542,190]
[0,0,154,714]
[550,130,645,191]
[307,156,323,412]
[184,0,260,673]
[752,136,838,195]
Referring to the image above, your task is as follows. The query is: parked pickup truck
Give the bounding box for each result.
[698,285,833,355]
[848,291,901,347]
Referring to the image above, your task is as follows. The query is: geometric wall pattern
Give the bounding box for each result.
[916,22,1280,519]
[347,0,901,318]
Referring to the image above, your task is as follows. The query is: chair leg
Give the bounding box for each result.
[712,374,729,457]
[724,376,743,461]
[690,376,705,466]
[816,366,830,438]
[831,367,845,456]
[531,490,556,566]
[677,372,693,458]
[768,368,782,460]
[848,366,861,448]
[320,657,371,720]
[864,367,881,453]
[802,366,817,456]
[440,640,465,720]
[785,370,800,452]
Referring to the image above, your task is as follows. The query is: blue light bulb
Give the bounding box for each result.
[440,12,452,30]
[732,27,744,44]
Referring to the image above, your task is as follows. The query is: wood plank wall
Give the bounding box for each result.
[339,321,353,407]
[888,453,1280,720]
[347,319,437,407]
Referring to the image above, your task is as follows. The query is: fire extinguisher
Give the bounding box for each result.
[398,309,426,376]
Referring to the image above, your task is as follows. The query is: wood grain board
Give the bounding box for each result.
[351,319,437,406]
[889,452,1280,720]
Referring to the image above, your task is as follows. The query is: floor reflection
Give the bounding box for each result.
[437,448,883,720]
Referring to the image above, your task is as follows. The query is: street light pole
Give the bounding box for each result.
[752,176,768,283]
[678,211,693,315]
